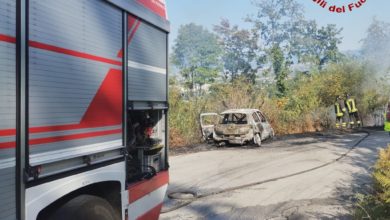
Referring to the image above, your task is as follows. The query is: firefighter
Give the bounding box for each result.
[345,93,361,128]
[334,96,347,129]
[339,95,348,128]
[384,103,390,135]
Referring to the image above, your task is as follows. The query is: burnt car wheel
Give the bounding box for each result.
[254,133,262,147]
[269,129,275,140]
[216,141,227,147]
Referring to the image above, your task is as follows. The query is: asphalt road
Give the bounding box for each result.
[160,129,389,220]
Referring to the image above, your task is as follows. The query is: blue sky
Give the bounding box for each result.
[165,0,390,51]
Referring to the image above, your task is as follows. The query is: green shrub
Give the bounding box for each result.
[168,61,386,147]
[374,146,390,204]
[354,146,390,219]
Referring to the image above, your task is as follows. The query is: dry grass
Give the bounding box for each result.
[168,62,386,148]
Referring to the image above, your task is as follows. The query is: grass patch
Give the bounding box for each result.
[354,145,390,219]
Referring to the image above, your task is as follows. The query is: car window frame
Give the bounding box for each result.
[221,113,248,124]
[252,112,261,123]
[257,111,267,123]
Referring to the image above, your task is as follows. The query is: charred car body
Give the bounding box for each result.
[201,109,274,147]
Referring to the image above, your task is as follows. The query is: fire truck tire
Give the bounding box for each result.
[49,195,119,220]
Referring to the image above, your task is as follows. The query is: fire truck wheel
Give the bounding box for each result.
[49,195,119,220]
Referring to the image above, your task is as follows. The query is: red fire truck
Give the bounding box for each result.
[0,0,169,219]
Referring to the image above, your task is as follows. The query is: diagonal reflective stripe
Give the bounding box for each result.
[29,125,122,139]
[29,140,123,165]
[0,158,15,169]
[128,60,166,75]
[128,184,167,220]
[0,136,15,143]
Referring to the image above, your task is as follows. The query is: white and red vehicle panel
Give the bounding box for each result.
[107,0,170,32]
[136,0,167,19]
[28,0,123,160]
[127,14,167,102]
[127,171,169,220]
[0,0,16,219]
[0,0,170,219]
[26,162,127,220]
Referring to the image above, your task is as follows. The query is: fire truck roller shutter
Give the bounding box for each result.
[127,15,167,102]
[0,0,17,219]
[28,0,123,157]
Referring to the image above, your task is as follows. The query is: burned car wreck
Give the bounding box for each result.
[200,109,274,147]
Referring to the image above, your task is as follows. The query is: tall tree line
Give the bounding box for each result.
[171,0,343,96]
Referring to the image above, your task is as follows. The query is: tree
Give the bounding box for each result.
[247,0,305,95]
[248,0,304,51]
[301,23,343,67]
[271,45,288,97]
[171,23,222,94]
[361,18,390,72]
[213,19,260,83]
[248,0,343,81]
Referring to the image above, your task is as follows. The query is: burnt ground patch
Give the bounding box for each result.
[169,128,373,156]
